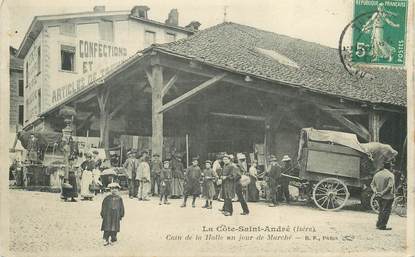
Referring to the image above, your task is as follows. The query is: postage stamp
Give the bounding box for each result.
[351,0,408,65]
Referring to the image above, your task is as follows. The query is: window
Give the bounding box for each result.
[18,80,24,96]
[18,105,24,125]
[165,32,176,43]
[144,31,156,48]
[25,62,28,87]
[37,89,41,113]
[60,22,76,36]
[37,47,41,75]
[99,20,114,41]
[61,45,75,72]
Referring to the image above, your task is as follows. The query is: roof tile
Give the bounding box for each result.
[156,22,406,107]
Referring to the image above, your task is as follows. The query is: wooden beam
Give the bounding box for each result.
[379,114,388,129]
[210,112,266,121]
[159,73,226,113]
[162,74,178,97]
[109,96,133,120]
[156,53,356,109]
[369,111,381,142]
[328,112,370,141]
[77,112,95,130]
[319,107,368,115]
[151,65,164,158]
[145,68,154,88]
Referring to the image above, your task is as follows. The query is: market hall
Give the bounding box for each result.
[34,22,406,170]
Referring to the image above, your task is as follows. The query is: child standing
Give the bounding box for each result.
[202,160,217,209]
[101,182,124,246]
[181,157,202,208]
[159,160,172,205]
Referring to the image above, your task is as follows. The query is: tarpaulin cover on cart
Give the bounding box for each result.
[360,142,398,171]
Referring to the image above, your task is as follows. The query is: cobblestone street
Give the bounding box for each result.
[8,190,407,257]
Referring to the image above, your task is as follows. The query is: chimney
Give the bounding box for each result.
[165,9,179,26]
[185,21,201,31]
[131,5,150,19]
[93,6,106,12]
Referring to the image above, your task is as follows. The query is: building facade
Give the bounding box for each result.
[17,5,196,128]
[9,47,24,133]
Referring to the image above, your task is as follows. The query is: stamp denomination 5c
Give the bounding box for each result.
[352,0,408,65]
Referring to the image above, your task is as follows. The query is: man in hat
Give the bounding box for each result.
[159,160,172,205]
[181,157,202,208]
[235,153,250,215]
[280,155,292,204]
[150,153,162,196]
[371,162,395,230]
[220,155,239,216]
[123,150,138,198]
[267,155,281,207]
[101,182,124,246]
[137,150,151,201]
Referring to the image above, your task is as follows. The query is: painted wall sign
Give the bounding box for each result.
[51,39,128,105]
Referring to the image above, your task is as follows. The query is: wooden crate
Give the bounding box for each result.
[299,141,363,187]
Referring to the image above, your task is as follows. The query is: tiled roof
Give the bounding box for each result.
[154,22,406,107]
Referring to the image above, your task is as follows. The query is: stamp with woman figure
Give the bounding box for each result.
[351,0,408,65]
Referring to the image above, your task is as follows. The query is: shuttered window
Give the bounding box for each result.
[144,31,156,48]
[18,80,24,96]
[60,22,76,36]
[18,105,24,125]
[61,45,75,72]
[165,32,176,43]
[99,20,114,41]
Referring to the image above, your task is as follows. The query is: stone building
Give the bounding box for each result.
[37,22,406,168]
[9,46,24,133]
[16,5,197,129]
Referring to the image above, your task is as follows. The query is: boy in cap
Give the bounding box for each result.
[202,160,218,209]
[101,182,124,246]
[150,153,162,196]
[159,160,172,205]
[181,157,202,208]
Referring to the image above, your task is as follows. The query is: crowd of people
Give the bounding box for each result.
[118,150,296,215]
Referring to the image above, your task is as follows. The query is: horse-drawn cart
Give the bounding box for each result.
[294,128,397,211]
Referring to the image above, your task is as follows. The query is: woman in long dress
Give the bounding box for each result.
[80,153,95,200]
[202,160,218,209]
[247,160,259,202]
[171,155,184,198]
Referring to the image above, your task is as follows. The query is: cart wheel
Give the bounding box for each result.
[392,196,406,217]
[312,178,349,211]
[370,193,380,213]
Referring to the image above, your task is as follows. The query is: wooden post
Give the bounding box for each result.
[264,116,272,169]
[151,65,164,159]
[197,101,209,161]
[97,89,110,154]
[369,111,381,142]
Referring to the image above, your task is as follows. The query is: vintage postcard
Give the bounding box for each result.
[0,0,413,257]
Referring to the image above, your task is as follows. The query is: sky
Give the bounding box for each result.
[8,0,354,49]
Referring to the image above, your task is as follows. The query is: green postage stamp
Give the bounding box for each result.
[352,0,408,65]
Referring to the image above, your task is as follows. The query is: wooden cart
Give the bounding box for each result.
[295,128,388,211]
